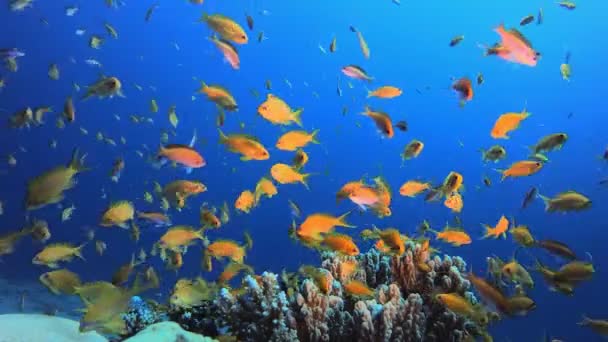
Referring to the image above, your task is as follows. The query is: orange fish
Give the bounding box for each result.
[201,14,248,44]
[218,263,253,284]
[159,226,205,251]
[362,106,393,138]
[270,163,311,188]
[452,77,473,103]
[198,82,238,111]
[399,180,431,197]
[209,35,240,69]
[432,226,472,247]
[374,227,406,255]
[497,160,543,181]
[254,177,278,202]
[372,176,392,217]
[337,180,365,201]
[296,212,354,242]
[200,207,222,229]
[491,109,530,139]
[257,94,303,126]
[343,280,374,297]
[299,266,332,294]
[482,215,509,239]
[367,86,402,99]
[235,190,256,213]
[493,25,540,66]
[348,185,382,210]
[320,233,359,256]
[157,132,205,173]
[444,193,463,213]
[218,129,269,161]
[276,130,319,151]
[339,259,358,280]
[205,238,250,264]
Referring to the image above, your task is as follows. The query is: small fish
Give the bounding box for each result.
[449,35,464,47]
[349,26,370,59]
[48,64,60,80]
[329,37,337,53]
[84,58,102,67]
[476,73,484,85]
[61,205,76,222]
[520,15,535,26]
[75,29,86,36]
[537,8,544,25]
[145,3,159,22]
[104,23,118,39]
[258,31,268,43]
[246,14,254,31]
[89,36,104,49]
[558,1,576,10]
[65,6,78,16]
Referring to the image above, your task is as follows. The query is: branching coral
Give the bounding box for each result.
[146,242,482,342]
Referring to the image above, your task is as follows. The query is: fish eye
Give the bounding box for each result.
[241,35,246,39]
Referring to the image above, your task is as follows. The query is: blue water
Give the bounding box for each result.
[1,0,608,340]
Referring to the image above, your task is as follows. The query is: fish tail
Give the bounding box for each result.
[578,315,591,326]
[337,210,355,228]
[480,224,492,239]
[195,227,207,240]
[244,231,253,250]
[537,193,551,210]
[68,148,88,173]
[492,168,506,181]
[300,173,311,190]
[75,241,89,260]
[131,267,159,295]
[311,129,320,144]
[218,128,228,144]
[199,13,209,22]
[292,108,304,127]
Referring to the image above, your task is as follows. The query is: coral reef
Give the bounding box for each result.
[122,296,165,336]
[166,242,483,342]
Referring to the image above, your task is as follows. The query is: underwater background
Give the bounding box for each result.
[1,0,608,341]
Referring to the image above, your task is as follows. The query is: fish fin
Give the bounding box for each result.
[300,173,311,190]
[337,210,355,228]
[218,128,228,144]
[189,129,197,147]
[311,129,320,144]
[117,223,130,229]
[480,224,492,239]
[577,315,591,326]
[291,109,304,127]
[537,193,551,209]
[492,168,506,181]
[68,148,89,172]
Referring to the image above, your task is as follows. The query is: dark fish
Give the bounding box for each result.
[564,51,571,64]
[520,15,535,26]
[264,79,271,90]
[476,73,484,85]
[601,148,608,161]
[521,186,538,209]
[567,112,574,119]
[145,3,159,22]
[394,120,408,132]
[449,35,464,47]
[336,76,342,97]
[258,31,266,43]
[599,178,608,186]
[483,177,492,187]
[424,186,442,202]
[342,106,348,116]
[329,37,337,53]
[537,8,544,25]
[246,14,254,31]
[535,239,577,260]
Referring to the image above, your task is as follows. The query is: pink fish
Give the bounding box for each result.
[341,65,373,82]
[493,25,540,66]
